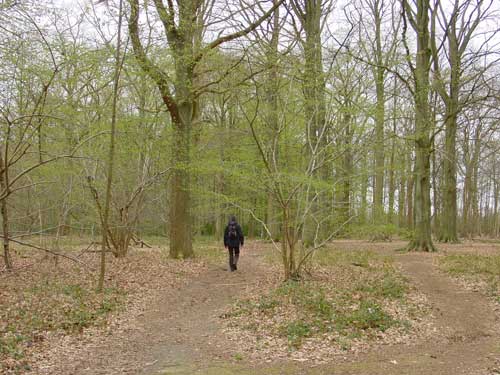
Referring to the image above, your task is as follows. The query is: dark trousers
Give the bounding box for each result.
[228,247,240,271]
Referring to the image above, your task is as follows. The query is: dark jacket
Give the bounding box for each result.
[224,220,244,248]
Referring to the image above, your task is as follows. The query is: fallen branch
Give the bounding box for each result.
[0,235,90,269]
[131,234,152,248]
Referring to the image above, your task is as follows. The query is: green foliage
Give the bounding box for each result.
[336,301,395,331]
[224,246,409,350]
[274,281,399,347]
[281,320,312,349]
[231,277,401,349]
[233,353,244,361]
[354,272,408,299]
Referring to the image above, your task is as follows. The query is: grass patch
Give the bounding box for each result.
[439,254,500,277]
[225,268,406,350]
[354,271,408,299]
[439,254,500,299]
[336,300,395,331]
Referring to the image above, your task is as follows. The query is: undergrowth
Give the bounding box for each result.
[439,254,500,299]
[0,279,125,372]
[224,247,410,350]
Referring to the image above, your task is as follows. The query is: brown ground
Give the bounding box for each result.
[30,240,500,375]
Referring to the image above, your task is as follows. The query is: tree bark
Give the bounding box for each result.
[0,147,12,270]
[373,1,385,222]
[169,122,193,258]
[403,0,436,251]
[265,1,281,241]
[406,156,414,229]
[440,105,459,242]
[388,78,398,224]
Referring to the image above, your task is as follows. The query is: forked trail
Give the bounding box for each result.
[35,242,500,375]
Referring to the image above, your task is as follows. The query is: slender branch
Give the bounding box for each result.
[0,236,90,269]
[194,0,285,64]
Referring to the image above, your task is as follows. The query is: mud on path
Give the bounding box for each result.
[34,241,500,375]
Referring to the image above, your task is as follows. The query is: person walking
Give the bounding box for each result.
[224,215,244,271]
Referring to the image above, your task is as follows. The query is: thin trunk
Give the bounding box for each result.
[340,108,352,225]
[406,157,414,229]
[265,2,281,241]
[398,158,406,228]
[98,0,124,291]
[360,152,368,224]
[438,29,460,241]
[440,106,458,242]
[0,147,11,270]
[471,134,481,237]
[431,103,440,237]
[214,172,224,238]
[293,0,326,246]
[373,2,385,221]
[388,81,397,224]
[494,180,499,237]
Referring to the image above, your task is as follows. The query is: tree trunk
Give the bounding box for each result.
[281,206,298,280]
[404,0,436,251]
[339,108,352,226]
[398,171,406,228]
[265,3,281,241]
[98,0,123,290]
[373,56,385,222]
[360,151,368,224]
[388,81,398,224]
[431,102,440,238]
[494,178,499,237]
[214,171,224,239]
[440,106,459,242]
[169,121,193,258]
[410,141,434,251]
[293,0,326,246]
[0,148,12,270]
[406,158,414,229]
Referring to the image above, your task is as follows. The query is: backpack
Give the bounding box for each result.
[228,223,238,240]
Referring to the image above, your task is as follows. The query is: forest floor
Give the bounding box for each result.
[2,239,500,374]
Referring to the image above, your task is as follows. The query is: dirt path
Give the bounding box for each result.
[320,252,500,375]
[36,242,500,375]
[36,242,268,375]
[152,246,500,375]
[140,243,269,374]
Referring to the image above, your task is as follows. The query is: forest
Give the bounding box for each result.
[1,0,500,374]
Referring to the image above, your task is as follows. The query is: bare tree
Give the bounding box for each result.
[430,0,498,243]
